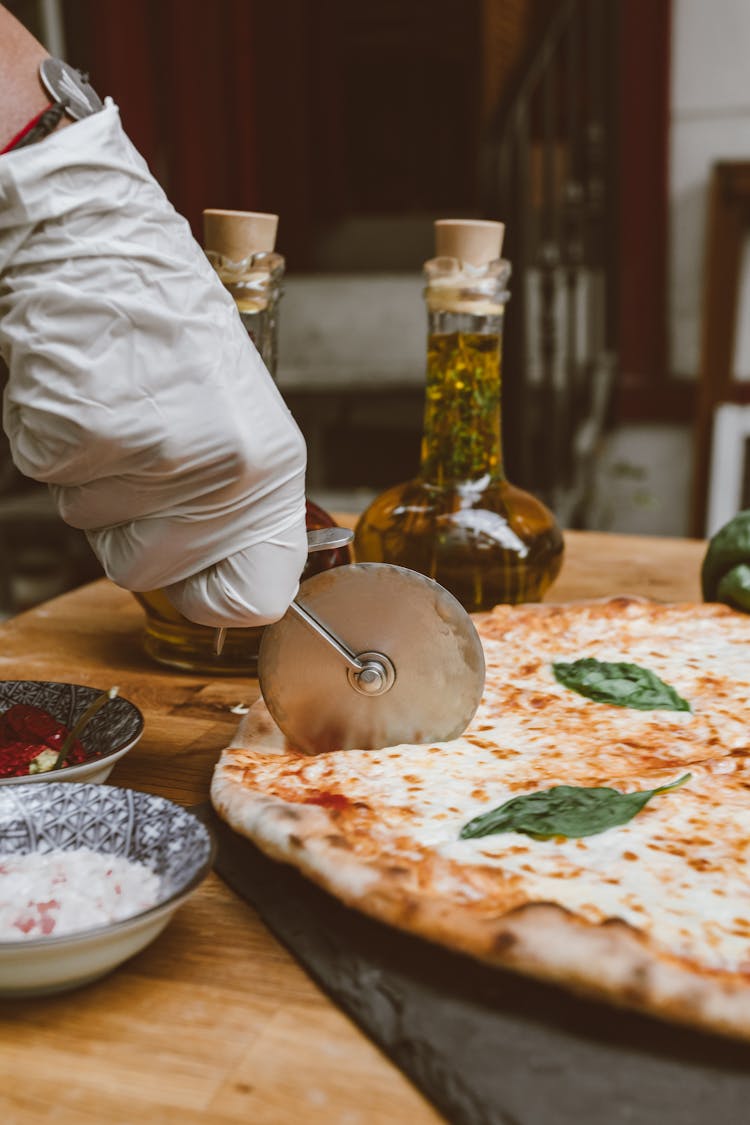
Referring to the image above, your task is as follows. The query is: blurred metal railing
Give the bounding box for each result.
[483,0,619,527]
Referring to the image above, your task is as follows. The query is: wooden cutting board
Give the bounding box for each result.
[0,530,709,1124]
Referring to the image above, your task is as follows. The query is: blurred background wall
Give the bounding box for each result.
[1,0,748,613]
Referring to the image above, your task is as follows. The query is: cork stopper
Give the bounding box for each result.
[202,209,278,260]
[434,219,505,267]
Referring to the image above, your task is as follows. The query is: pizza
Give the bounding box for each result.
[211,597,750,1040]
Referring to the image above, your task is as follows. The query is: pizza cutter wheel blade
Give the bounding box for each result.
[257,561,486,756]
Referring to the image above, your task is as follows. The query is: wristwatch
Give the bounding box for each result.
[6,57,103,152]
[39,57,103,120]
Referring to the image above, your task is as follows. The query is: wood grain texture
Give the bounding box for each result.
[0,529,706,1124]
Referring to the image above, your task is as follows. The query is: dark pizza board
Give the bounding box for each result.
[202,808,750,1125]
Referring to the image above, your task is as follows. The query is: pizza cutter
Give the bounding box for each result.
[217,528,486,755]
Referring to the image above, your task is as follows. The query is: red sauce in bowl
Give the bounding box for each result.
[0,704,95,778]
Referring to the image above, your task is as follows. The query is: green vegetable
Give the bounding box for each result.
[702,511,750,611]
[716,564,750,612]
[552,658,690,712]
[459,774,691,840]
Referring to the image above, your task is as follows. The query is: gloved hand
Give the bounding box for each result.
[0,99,307,627]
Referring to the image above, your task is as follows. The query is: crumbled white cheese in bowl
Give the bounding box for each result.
[0,849,162,941]
[0,783,215,996]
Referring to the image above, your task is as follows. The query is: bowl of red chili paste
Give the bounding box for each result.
[0,682,143,786]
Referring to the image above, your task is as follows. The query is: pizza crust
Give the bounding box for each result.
[212,709,750,1041]
[211,599,750,1041]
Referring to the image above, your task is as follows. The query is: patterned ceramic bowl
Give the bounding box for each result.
[0,680,144,786]
[0,782,214,995]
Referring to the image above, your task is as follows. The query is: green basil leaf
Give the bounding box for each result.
[552,658,691,712]
[460,774,691,840]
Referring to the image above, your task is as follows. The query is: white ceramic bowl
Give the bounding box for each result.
[0,681,143,785]
[0,783,214,995]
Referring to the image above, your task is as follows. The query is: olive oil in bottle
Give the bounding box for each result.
[354,219,563,611]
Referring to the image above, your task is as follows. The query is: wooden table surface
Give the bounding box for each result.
[0,529,707,1125]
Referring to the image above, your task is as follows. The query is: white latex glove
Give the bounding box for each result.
[0,100,307,627]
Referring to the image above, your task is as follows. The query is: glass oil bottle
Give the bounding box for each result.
[354,219,563,611]
[203,209,284,379]
[134,210,348,674]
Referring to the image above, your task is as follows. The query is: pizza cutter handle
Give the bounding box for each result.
[305,527,355,553]
[286,599,363,674]
[213,527,355,656]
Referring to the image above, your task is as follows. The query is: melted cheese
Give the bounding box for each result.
[229,600,750,974]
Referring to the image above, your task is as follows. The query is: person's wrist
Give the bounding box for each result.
[1,102,66,154]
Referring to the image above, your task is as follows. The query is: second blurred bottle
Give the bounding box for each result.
[134,210,349,674]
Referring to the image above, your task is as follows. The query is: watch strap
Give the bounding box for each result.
[3,102,65,153]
